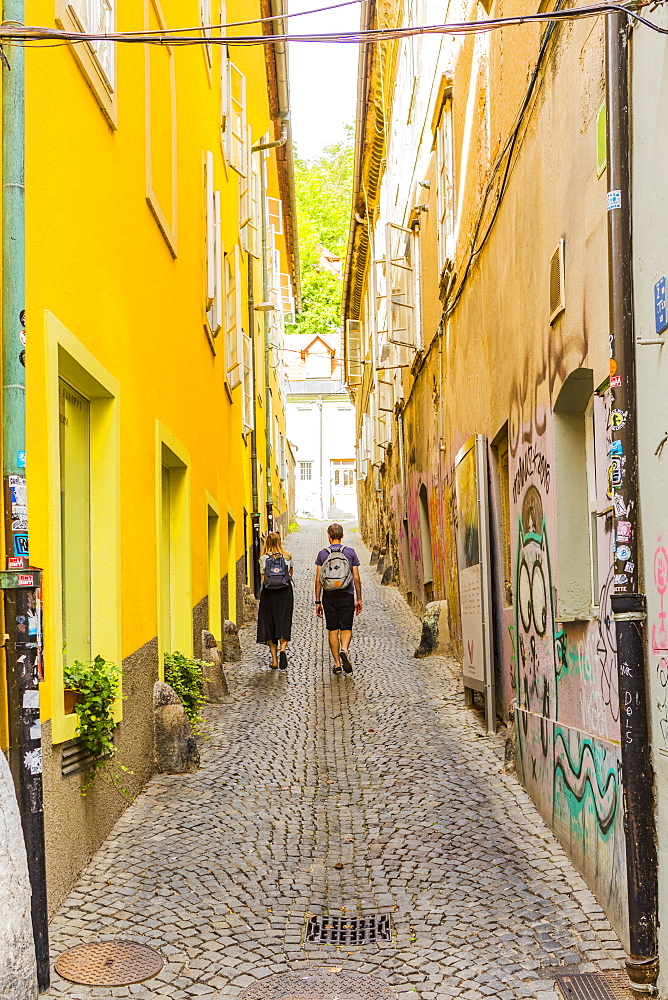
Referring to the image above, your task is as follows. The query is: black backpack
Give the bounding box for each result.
[264,553,291,589]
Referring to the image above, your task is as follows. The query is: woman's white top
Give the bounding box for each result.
[259,554,293,574]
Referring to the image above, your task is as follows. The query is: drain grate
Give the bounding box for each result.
[305,913,392,946]
[54,940,163,986]
[555,973,630,1000]
[237,969,395,998]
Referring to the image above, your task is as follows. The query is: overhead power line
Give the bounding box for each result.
[2,0,668,48]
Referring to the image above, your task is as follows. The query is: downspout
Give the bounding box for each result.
[252,119,287,153]
[2,1,50,989]
[248,252,261,598]
[605,9,659,991]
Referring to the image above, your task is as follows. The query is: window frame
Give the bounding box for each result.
[56,0,118,127]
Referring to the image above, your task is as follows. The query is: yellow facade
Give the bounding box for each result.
[0,1,298,909]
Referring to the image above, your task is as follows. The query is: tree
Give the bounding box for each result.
[289,130,354,339]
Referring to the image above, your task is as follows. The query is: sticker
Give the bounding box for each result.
[617,544,632,561]
[12,518,28,532]
[614,574,628,585]
[7,556,23,569]
[655,277,667,335]
[13,534,29,557]
[18,574,33,587]
[607,189,622,210]
[22,690,39,709]
[17,451,25,468]
[610,457,625,488]
[614,495,630,517]
[625,561,635,573]
[24,748,42,775]
[610,359,617,376]
[611,374,622,387]
[609,440,623,456]
[617,521,632,538]
[611,409,627,429]
[19,329,26,346]
[19,350,25,367]
[29,722,41,741]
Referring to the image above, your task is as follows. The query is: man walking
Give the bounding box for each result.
[315,523,362,674]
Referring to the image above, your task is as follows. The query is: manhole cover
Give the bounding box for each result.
[238,969,395,998]
[306,914,392,945]
[55,940,163,986]
[555,973,630,1000]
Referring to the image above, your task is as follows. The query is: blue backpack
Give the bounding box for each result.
[264,553,291,589]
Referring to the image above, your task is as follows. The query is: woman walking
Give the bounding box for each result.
[257,532,294,670]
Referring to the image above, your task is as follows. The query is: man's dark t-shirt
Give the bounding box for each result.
[316,544,360,597]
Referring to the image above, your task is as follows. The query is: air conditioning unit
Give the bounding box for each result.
[549,238,566,324]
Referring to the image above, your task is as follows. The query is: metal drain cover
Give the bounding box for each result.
[555,973,629,1000]
[237,969,395,998]
[306,914,392,945]
[55,940,163,986]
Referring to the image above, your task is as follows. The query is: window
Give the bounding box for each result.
[268,197,283,236]
[334,469,340,486]
[200,0,213,67]
[205,152,222,336]
[305,344,331,379]
[280,272,295,323]
[241,130,260,258]
[242,335,254,434]
[225,244,243,388]
[222,54,247,175]
[227,516,237,624]
[300,461,313,481]
[57,0,117,125]
[435,93,455,277]
[59,380,92,667]
[386,223,420,349]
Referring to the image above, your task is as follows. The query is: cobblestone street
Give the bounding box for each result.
[46,520,627,1000]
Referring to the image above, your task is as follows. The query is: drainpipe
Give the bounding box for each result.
[247,252,261,598]
[318,398,324,519]
[2,1,50,990]
[605,9,658,991]
[252,119,288,153]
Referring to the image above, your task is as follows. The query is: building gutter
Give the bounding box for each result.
[342,0,373,325]
[605,8,659,991]
[2,0,50,989]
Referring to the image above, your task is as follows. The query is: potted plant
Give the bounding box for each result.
[62,655,132,796]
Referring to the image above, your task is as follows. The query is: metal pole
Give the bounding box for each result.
[605,9,658,990]
[2,1,50,990]
[247,234,261,598]
[259,145,273,522]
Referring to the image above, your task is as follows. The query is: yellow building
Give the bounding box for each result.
[0,0,298,911]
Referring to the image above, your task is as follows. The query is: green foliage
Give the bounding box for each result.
[289,129,354,340]
[164,651,207,732]
[288,520,300,533]
[63,655,132,797]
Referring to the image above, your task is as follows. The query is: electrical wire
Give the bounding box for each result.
[2,0,668,48]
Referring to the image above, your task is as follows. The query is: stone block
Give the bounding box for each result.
[200,630,229,702]
[381,563,395,585]
[153,682,200,774]
[243,585,259,623]
[414,600,451,657]
[0,755,37,1000]
[223,619,242,662]
[370,545,380,565]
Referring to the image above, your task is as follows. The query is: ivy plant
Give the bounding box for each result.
[63,655,132,797]
[164,651,207,733]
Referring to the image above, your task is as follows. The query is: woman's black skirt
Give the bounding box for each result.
[257,584,294,643]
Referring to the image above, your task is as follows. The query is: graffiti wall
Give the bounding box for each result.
[512,398,628,944]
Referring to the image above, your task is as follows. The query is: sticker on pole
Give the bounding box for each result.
[18,574,34,587]
[607,189,622,211]
[22,690,39,709]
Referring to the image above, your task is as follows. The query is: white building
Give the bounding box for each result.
[285,332,357,520]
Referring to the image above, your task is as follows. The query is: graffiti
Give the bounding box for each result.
[554,730,618,835]
[512,444,551,503]
[651,541,668,751]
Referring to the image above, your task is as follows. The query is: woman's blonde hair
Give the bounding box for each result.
[261,531,291,560]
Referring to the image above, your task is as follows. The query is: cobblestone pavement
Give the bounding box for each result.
[46,520,627,1000]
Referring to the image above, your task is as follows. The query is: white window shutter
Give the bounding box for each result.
[346,319,363,387]
[67,0,88,29]
[234,244,244,387]
[205,151,215,309]
[243,335,254,432]
[267,197,283,236]
[386,222,417,348]
[379,380,394,412]
[211,191,222,334]
[221,47,230,165]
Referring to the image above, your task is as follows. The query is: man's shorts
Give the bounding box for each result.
[322,591,355,632]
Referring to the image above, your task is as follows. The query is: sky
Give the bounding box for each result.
[287,0,361,161]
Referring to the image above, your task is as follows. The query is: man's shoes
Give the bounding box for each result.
[340,649,353,674]
[332,664,342,674]
[279,651,288,671]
